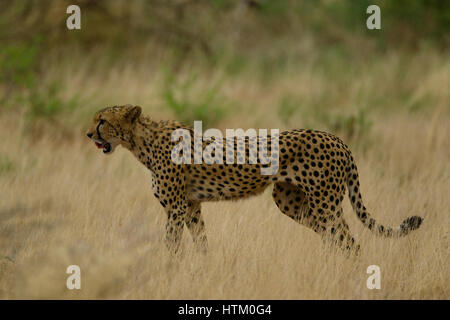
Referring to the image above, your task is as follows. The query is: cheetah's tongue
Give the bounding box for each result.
[95,142,106,149]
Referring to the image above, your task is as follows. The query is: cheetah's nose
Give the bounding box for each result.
[87,133,93,138]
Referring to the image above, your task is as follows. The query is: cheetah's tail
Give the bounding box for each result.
[346,161,423,238]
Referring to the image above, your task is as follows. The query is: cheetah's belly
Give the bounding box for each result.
[186,164,272,202]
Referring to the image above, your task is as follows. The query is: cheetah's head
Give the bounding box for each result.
[86,105,142,154]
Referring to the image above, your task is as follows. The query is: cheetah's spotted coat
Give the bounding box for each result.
[86,105,423,255]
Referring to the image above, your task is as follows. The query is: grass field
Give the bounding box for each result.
[0,46,448,299]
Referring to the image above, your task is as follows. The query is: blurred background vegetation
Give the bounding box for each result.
[0,0,448,144]
[1,1,449,300]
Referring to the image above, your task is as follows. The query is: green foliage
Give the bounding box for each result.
[0,154,14,175]
[278,92,373,146]
[26,83,79,122]
[0,0,446,134]
[382,0,450,35]
[210,0,234,10]
[277,93,373,145]
[0,38,41,105]
[162,73,229,128]
[0,253,15,264]
[259,0,292,16]
[326,108,373,142]
[219,53,248,77]
[303,108,374,150]
[408,94,432,114]
[278,95,299,125]
[315,0,450,47]
[0,43,38,89]
[1,0,448,61]
[0,38,80,125]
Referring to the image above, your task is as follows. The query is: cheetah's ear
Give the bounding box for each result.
[125,105,142,123]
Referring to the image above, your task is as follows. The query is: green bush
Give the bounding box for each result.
[0,38,79,125]
[26,82,79,122]
[0,39,41,106]
[162,73,228,128]
[0,154,14,175]
[277,95,300,126]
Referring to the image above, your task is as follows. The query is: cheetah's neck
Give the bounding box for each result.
[125,115,160,169]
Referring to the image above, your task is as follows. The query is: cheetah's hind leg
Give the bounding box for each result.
[272,182,360,256]
[326,209,361,256]
[272,182,311,226]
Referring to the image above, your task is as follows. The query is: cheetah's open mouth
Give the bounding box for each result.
[94,141,112,154]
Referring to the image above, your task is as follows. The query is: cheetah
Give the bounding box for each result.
[86,105,423,255]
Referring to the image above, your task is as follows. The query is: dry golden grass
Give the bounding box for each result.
[0,110,448,299]
[0,48,449,299]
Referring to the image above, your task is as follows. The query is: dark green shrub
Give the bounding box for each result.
[162,73,228,128]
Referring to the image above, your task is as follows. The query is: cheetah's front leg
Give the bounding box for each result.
[186,201,208,254]
[152,168,189,254]
[164,201,187,254]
